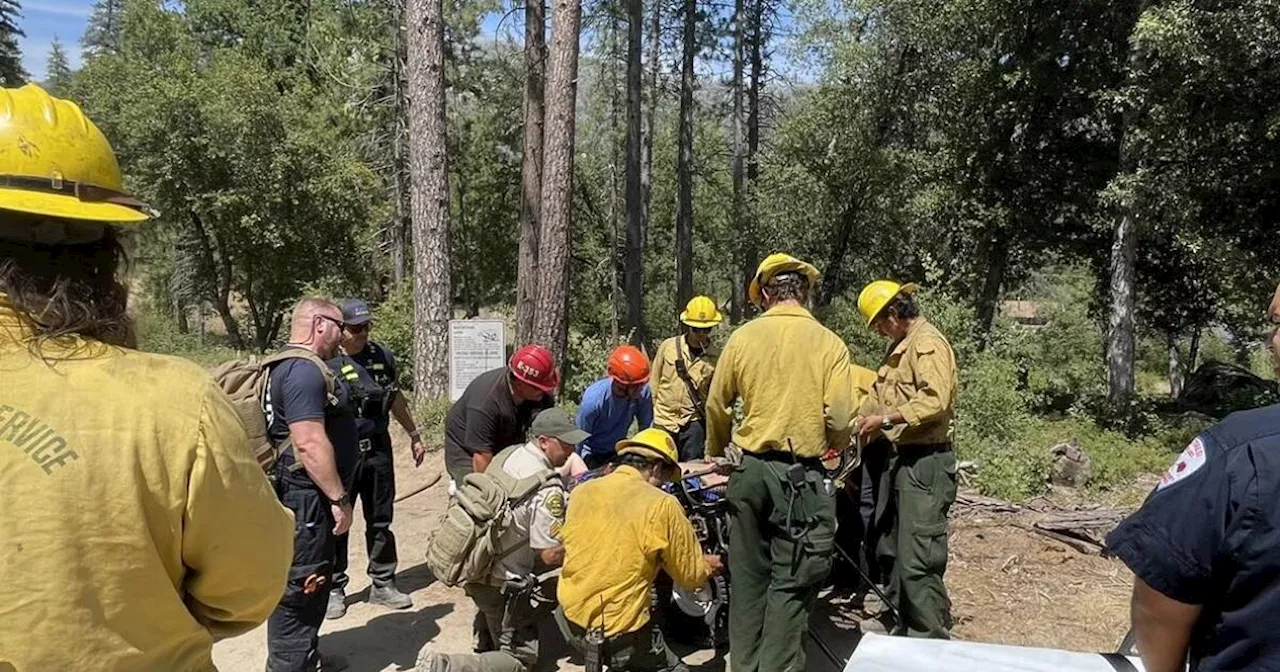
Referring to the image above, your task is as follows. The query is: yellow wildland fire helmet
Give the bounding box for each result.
[748,252,821,307]
[0,84,154,224]
[680,295,723,328]
[857,280,919,325]
[616,428,680,467]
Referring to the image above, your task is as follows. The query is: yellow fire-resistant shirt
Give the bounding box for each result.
[558,466,710,636]
[851,364,877,418]
[705,304,856,459]
[0,297,295,672]
[650,335,718,433]
[873,318,958,446]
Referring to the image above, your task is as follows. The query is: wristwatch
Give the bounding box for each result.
[328,491,351,507]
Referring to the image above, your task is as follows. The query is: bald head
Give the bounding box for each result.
[288,297,343,357]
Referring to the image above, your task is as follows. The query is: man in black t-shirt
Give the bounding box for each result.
[442,344,559,488]
[264,298,358,672]
[325,299,430,619]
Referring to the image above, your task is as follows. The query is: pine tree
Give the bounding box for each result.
[81,0,123,58]
[45,38,72,95]
[0,0,27,86]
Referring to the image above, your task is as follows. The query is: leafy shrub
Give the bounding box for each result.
[372,283,416,389]
[411,395,453,449]
[954,353,1042,500]
[132,306,241,367]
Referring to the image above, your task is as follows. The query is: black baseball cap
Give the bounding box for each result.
[340,299,373,326]
[531,408,590,445]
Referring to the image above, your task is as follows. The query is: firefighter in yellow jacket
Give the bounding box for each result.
[651,295,723,460]
[706,253,856,672]
[0,84,295,670]
[856,280,958,639]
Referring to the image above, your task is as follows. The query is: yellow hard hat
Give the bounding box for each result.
[857,280,919,325]
[680,295,723,328]
[748,252,821,307]
[0,84,153,224]
[616,428,679,467]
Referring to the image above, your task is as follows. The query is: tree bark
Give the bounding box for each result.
[1188,326,1202,373]
[608,11,621,342]
[641,0,659,247]
[1168,334,1183,398]
[533,0,583,369]
[975,229,1009,349]
[389,0,410,287]
[624,0,645,343]
[729,0,746,324]
[516,0,547,345]
[746,0,762,184]
[187,209,245,350]
[675,0,696,309]
[407,0,452,397]
[1105,0,1151,404]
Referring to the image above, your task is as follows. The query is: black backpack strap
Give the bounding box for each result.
[1099,654,1138,672]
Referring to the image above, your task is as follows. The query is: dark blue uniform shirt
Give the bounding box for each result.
[1107,403,1280,671]
[265,348,359,486]
[328,341,398,441]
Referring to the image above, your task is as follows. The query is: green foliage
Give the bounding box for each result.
[44,38,73,95]
[132,305,242,367]
[0,0,25,85]
[372,282,417,388]
[411,396,453,448]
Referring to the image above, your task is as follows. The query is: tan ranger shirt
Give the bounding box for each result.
[650,335,717,433]
[0,296,295,671]
[705,304,855,459]
[872,318,957,446]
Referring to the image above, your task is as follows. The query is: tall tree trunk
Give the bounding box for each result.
[674,0,696,309]
[608,8,622,342]
[624,0,645,343]
[729,0,746,323]
[407,0,452,397]
[389,0,410,287]
[746,0,762,184]
[533,0,583,369]
[974,229,1009,349]
[641,0,659,243]
[187,209,245,349]
[1106,0,1151,404]
[1168,334,1183,398]
[1188,326,1202,373]
[516,0,547,345]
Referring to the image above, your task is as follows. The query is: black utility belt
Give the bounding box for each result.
[747,449,824,469]
[896,442,952,457]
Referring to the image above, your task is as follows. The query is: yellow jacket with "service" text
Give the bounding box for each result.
[705,304,856,459]
[0,295,295,672]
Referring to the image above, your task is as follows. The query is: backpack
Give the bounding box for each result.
[210,349,338,476]
[425,444,563,587]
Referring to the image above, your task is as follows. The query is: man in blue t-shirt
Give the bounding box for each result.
[576,345,654,470]
[263,298,359,672]
[1106,285,1280,672]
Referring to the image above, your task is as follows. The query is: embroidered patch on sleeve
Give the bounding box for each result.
[1157,437,1206,491]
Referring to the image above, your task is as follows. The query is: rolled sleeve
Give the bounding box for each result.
[183,383,295,640]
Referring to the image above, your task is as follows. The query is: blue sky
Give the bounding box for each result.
[19,0,91,80]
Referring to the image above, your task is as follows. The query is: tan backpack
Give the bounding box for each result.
[210,349,337,476]
[425,444,562,587]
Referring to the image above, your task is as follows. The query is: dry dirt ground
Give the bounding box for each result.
[214,432,1140,671]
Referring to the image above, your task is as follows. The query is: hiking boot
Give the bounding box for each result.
[369,584,413,610]
[318,652,349,671]
[326,589,347,620]
[414,647,447,672]
[860,589,887,617]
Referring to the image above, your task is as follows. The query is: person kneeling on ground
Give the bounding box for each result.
[556,429,724,672]
[416,408,587,672]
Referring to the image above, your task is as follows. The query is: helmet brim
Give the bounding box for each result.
[749,260,821,307]
[0,188,151,224]
[679,310,723,328]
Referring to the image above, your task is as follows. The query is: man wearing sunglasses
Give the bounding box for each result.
[325,299,427,618]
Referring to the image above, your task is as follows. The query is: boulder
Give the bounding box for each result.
[1050,439,1092,488]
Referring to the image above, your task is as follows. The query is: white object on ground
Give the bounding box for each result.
[845,633,1147,672]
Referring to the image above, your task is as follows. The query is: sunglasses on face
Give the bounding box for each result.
[690,327,712,335]
[316,314,346,331]
[345,323,371,334]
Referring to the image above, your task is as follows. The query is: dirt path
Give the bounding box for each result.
[214,433,1136,671]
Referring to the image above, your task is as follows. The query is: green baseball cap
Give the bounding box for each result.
[531,407,590,445]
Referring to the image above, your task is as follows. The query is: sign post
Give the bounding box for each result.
[448,319,506,401]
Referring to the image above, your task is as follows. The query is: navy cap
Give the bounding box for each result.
[340,299,374,325]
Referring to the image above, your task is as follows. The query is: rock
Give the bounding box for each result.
[1049,439,1092,488]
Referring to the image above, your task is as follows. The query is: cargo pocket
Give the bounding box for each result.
[905,520,948,578]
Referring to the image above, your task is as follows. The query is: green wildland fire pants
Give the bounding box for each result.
[875,446,957,639]
[727,451,836,672]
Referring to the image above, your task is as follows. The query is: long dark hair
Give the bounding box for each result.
[0,226,131,347]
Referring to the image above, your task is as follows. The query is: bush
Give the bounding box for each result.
[372,283,416,389]
[954,353,1043,500]
[411,395,453,448]
[132,306,242,367]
